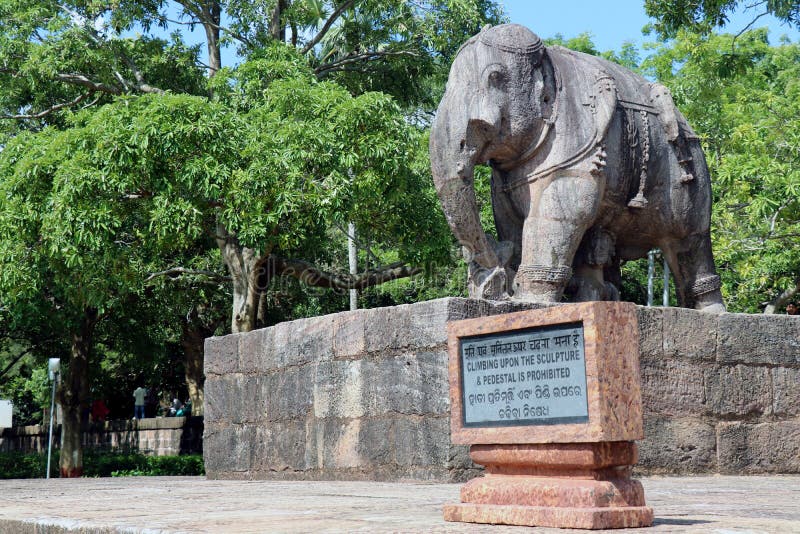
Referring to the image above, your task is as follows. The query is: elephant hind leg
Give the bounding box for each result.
[661,233,726,313]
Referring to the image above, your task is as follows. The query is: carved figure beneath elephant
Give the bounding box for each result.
[430,24,725,312]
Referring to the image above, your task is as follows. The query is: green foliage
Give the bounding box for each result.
[315,0,506,108]
[0,366,50,426]
[644,30,800,311]
[544,33,641,70]
[0,451,53,479]
[645,0,800,39]
[0,451,204,479]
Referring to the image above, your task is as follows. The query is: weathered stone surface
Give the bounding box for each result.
[772,367,800,416]
[314,353,449,419]
[278,316,335,368]
[636,307,663,361]
[637,416,716,473]
[238,327,272,374]
[717,313,800,365]
[662,307,717,362]
[704,364,772,417]
[717,420,800,473]
[204,333,240,375]
[313,417,394,470]
[640,359,706,416]
[430,24,724,313]
[204,297,800,481]
[447,443,479,479]
[363,305,413,353]
[203,423,255,476]
[395,416,450,468]
[251,420,310,474]
[332,310,366,359]
[262,366,314,421]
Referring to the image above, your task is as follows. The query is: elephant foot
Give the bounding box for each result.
[695,291,726,314]
[690,275,726,313]
[468,265,510,301]
[512,266,570,304]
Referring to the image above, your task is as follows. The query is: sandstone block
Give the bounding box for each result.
[717,313,800,365]
[314,417,394,470]
[268,366,313,421]
[704,364,772,417]
[717,420,800,473]
[662,307,717,362]
[204,423,254,476]
[204,334,240,375]
[313,360,367,419]
[369,352,449,416]
[444,298,491,321]
[640,359,706,416]
[637,416,716,473]
[332,310,366,359]
[251,420,310,474]
[636,307,663,361]
[772,367,800,416]
[313,352,449,419]
[364,304,413,353]
[395,415,450,467]
[203,376,226,422]
[238,327,273,374]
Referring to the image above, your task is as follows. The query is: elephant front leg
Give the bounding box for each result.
[513,175,600,303]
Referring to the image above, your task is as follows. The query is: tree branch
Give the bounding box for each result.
[145,267,232,283]
[0,341,52,380]
[732,10,769,51]
[763,278,800,314]
[164,9,253,48]
[2,92,93,120]
[301,0,358,55]
[314,49,418,76]
[56,73,122,94]
[270,255,421,290]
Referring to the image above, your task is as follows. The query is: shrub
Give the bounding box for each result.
[0,451,204,478]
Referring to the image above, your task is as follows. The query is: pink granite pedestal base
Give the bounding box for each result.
[443,442,653,530]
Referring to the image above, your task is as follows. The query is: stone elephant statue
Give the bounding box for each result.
[429,24,725,312]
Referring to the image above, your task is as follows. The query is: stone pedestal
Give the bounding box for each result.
[444,442,652,529]
[443,302,653,529]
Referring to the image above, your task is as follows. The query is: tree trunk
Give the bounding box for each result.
[181,316,211,416]
[203,2,222,76]
[56,308,97,478]
[270,0,287,42]
[216,223,269,333]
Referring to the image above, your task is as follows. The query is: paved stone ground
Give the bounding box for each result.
[0,475,798,533]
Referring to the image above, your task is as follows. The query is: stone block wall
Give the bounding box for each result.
[0,416,203,456]
[204,298,800,481]
[637,307,800,474]
[204,298,536,481]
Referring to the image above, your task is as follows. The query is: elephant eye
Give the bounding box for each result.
[487,70,506,88]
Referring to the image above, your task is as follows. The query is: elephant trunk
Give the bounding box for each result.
[430,96,500,269]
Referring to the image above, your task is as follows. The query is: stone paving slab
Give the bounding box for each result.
[0,475,798,533]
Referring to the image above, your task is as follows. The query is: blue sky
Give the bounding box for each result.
[501,0,799,52]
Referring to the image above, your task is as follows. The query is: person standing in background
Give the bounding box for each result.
[133,386,147,419]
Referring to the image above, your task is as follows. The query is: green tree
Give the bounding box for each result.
[645,0,800,39]
[0,1,505,476]
[644,29,800,312]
